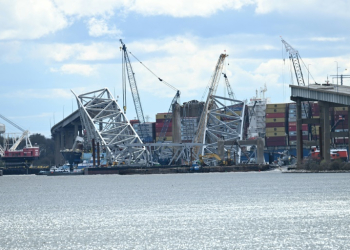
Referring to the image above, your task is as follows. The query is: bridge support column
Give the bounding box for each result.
[256,137,265,164]
[172,103,181,143]
[296,99,303,166]
[60,130,64,150]
[218,140,224,161]
[348,107,350,161]
[74,123,78,138]
[323,102,330,162]
[54,132,64,166]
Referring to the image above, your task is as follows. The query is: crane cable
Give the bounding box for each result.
[128,51,179,93]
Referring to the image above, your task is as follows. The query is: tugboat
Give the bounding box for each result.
[310,146,348,162]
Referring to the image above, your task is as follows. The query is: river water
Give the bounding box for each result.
[1,171,350,249]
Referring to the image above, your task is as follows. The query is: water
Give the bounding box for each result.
[1,172,350,249]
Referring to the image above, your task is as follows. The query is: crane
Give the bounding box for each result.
[222,73,235,104]
[126,49,182,142]
[193,53,227,155]
[281,37,305,86]
[0,113,33,151]
[120,39,147,140]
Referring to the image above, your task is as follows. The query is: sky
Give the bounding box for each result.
[1,0,350,137]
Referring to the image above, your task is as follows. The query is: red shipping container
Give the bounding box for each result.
[334,111,348,115]
[156,132,172,137]
[289,122,296,126]
[265,136,286,142]
[266,113,285,118]
[288,125,308,131]
[335,138,349,144]
[289,135,308,140]
[155,127,172,133]
[266,122,285,128]
[266,140,286,147]
[156,118,173,123]
[155,122,172,128]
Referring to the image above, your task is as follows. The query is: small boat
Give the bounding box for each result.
[35,170,50,175]
[47,164,83,176]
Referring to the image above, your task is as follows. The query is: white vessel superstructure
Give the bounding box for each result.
[247,85,270,139]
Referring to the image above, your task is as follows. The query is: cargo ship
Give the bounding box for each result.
[246,94,349,163]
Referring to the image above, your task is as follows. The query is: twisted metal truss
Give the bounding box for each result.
[72,88,149,165]
[202,95,246,164]
[193,54,227,156]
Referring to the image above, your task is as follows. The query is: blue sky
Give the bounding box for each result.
[1,0,350,137]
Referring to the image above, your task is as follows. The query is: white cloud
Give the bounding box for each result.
[2,0,350,41]
[255,0,350,17]
[53,0,255,18]
[310,37,346,42]
[35,42,120,62]
[53,0,125,17]
[0,0,68,40]
[50,64,97,76]
[87,17,121,37]
[128,0,254,17]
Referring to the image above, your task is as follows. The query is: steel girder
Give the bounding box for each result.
[201,95,246,164]
[72,88,149,165]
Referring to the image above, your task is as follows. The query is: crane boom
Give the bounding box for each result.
[120,39,146,139]
[193,54,227,151]
[222,73,235,103]
[0,114,25,132]
[9,130,31,151]
[0,114,33,151]
[126,48,182,143]
[281,37,305,86]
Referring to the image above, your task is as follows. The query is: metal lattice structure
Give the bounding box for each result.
[0,114,33,151]
[281,37,305,86]
[72,88,149,165]
[193,54,246,164]
[120,39,147,140]
[203,96,246,163]
[193,54,227,156]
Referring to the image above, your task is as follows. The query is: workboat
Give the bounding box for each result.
[310,147,348,161]
[47,164,83,176]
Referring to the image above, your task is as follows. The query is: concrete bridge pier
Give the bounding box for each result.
[296,99,303,166]
[322,102,330,162]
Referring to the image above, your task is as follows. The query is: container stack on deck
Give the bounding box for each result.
[288,102,309,145]
[310,102,320,141]
[334,107,348,144]
[132,122,154,143]
[265,103,287,147]
[155,113,172,142]
[181,117,197,142]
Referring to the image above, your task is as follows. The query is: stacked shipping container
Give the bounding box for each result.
[310,102,320,141]
[334,107,349,144]
[265,103,287,147]
[132,122,154,143]
[181,117,198,142]
[288,102,309,145]
[155,113,173,142]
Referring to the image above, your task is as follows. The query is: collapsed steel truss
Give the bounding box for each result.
[200,95,246,163]
[72,88,149,165]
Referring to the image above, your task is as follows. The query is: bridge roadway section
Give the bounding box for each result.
[291,83,350,165]
[51,110,82,165]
